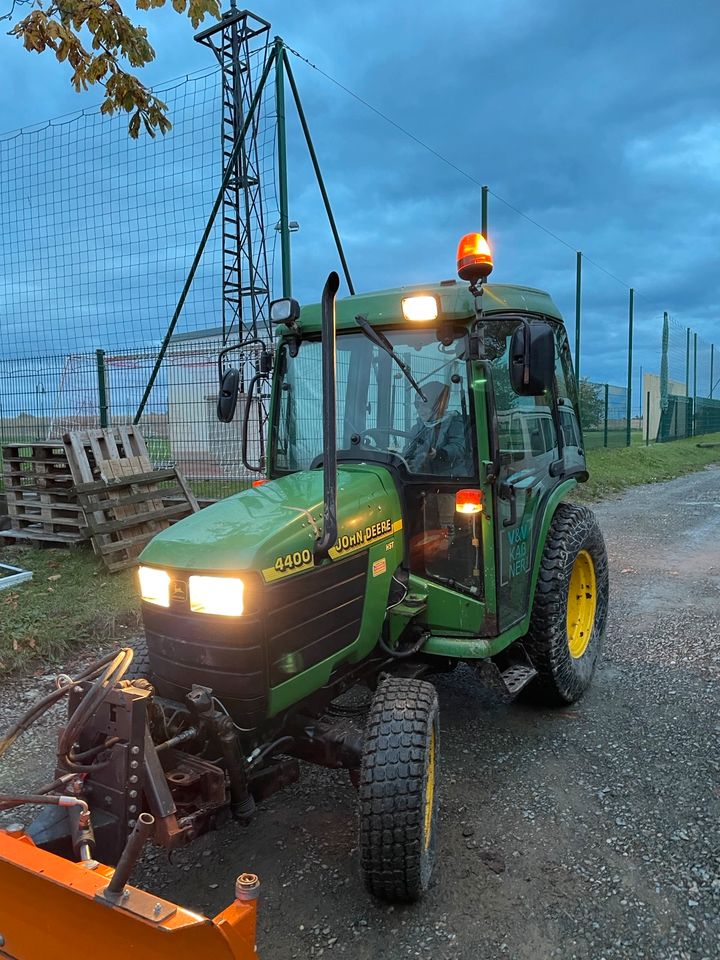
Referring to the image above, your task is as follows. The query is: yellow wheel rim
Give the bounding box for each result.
[566,549,597,659]
[423,726,436,850]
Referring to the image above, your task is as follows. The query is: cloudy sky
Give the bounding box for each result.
[1,0,718,396]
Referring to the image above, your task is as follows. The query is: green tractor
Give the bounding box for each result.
[29,233,607,904]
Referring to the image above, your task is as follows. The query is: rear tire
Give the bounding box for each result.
[358,676,439,902]
[524,503,608,706]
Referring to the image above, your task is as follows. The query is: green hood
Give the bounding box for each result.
[139,465,403,580]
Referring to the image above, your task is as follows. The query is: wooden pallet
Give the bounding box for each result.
[63,427,149,485]
[0,527,86,548]
[74,467,199,572]
[1,441,89,544]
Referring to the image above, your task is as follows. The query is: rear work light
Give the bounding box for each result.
[455,489,484,514]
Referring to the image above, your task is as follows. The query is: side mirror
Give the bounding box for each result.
[509,320,554,396]
[217,367,240,422]
[270,297,301,326]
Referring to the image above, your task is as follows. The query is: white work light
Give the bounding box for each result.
[401,295,439,322]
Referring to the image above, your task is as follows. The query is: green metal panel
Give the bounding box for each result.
[140,464,403,576]
[421,479,577,658]
[297,282,563,334]
[95,349,108,429]
[268,532,398,715]
[626,288,634,446]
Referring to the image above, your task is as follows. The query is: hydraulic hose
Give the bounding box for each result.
[378,630,429,660]
[0,793,89,818]
[0,650,129,761]
[58,648,134,771]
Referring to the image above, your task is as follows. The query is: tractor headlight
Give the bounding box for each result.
[189,575,244,617]
[138,566,170,608]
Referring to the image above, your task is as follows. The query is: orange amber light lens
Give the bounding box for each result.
[456,232,493,282]
[455,489,483,514]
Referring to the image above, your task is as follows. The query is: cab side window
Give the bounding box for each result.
[554,330,586,471]
[490,327,557,470]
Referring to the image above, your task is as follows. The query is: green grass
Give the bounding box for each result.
[0,546,140,673]
[573,432,720,501]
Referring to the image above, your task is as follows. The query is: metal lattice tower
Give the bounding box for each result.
[196,6,272,346]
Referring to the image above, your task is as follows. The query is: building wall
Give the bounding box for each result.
[643,373,685,442]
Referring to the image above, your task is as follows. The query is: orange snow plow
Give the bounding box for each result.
[0,647,261,960]
[0,827,259,960]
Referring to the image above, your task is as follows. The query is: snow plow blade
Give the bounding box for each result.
[0,830,260,960]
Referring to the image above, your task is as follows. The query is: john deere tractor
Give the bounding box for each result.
[1,234,608,939]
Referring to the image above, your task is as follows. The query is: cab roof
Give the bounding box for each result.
[297,280,563,332]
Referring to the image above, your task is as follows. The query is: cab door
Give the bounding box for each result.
[487,323,559,632]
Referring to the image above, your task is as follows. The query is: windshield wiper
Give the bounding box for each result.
[354,314,427,402]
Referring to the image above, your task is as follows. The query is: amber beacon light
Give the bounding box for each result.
[456,232,493,284]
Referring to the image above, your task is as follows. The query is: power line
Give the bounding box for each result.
[287,44,659,302]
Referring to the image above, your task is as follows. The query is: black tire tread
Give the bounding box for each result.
[127,636,153,681]
[359,676,438,902]
[524,502,609,706]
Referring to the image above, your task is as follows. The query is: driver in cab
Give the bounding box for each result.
[404,380,468,475]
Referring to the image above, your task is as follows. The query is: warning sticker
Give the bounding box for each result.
[372,557,387,577]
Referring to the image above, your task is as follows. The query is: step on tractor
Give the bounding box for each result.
[0,232,608,959]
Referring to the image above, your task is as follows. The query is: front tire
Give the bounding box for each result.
[358,676,439,902]
[524,503,609,706]
[127,636,154,682]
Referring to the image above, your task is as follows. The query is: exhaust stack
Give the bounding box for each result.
[314,271,340,561]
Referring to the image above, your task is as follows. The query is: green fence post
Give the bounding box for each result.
[685,327,691,397]
[693,332,697,436]
[481,185,489,237]
[574,251,582,381]
[626,287,634,446]
[96,349,108,428]
[275,37,292,298]
[603,383,609,447]
[646,390,651,446]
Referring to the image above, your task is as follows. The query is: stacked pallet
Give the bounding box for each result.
[64,427,199,572]
[1,441,87,546]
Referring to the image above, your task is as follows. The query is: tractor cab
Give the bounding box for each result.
[261,242,587,640]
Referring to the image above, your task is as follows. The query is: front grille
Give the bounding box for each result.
[142,552,369,726]
[143,604,267,727]
[266,551,368,685]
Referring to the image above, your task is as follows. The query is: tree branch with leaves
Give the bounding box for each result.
[6,0,220,137]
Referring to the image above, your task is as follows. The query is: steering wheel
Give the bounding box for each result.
[356,426,414,444]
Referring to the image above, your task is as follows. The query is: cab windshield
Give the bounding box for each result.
[272,328,474,478]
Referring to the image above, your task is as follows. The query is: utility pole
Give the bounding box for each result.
[574,251,582,381]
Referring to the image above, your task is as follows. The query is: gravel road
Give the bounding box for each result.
[1,467,718,959]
